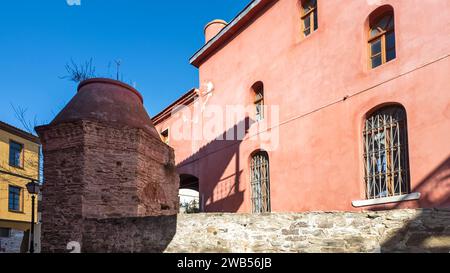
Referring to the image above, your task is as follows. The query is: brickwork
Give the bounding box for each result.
[36,79,179,252]
[37,122,85,252]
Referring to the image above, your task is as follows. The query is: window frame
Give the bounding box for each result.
[254,91,264,121]
[0,228,12,238]
[9,140,24,168]
[250,151,271,213]
[368,11,396,69]
[8,185,23,213]
[362,106,411,201]
[301,0,318,37]
[252,82,265,122]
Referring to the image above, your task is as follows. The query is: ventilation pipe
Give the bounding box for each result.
[204,19,227,43]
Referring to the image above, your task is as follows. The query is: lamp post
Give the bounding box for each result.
[26,181,40,254]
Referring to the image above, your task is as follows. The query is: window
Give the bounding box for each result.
[9,186,22,212]
[250,151,271,213]
[252,82,264,121]
[9,141,23,168]
[363,106,410,200]
[0,228,11,238]
[301,0,318,37]
[161,129,169,145]
[369,9,396,68]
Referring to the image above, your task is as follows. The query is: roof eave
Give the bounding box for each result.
[151,88,198,125]
[190,0,274,68]
[0,121,41,144]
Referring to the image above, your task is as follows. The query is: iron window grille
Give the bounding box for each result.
[250,152,271,213]
[363,106,410,200]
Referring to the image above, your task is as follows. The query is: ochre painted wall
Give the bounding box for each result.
[0,128,40,229]
[155,0,450,213]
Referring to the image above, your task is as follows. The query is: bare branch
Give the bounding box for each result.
[59,58,96,83]
[11,104,38,134]
[9,104,44,184]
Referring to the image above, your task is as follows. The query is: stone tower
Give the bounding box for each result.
[36,78,179,252]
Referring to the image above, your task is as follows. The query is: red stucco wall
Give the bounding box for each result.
[154,0,450,213]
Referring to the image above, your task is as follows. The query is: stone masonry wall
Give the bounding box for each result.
[0,230,24,253]
[136,130,179,216]
[37,120,179,252]
[38,122,85,253]
[43,209,450,253]
[165,209,450,253]
[82,120,179,219]
[78,209,450,253]
[82,215,177,253]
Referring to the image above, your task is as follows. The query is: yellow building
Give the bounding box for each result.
[0,121,40,252]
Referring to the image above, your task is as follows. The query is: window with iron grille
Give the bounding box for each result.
[250,151,271,213]
[9,186,22,212]
[363,106,410,200]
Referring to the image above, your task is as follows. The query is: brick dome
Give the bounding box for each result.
[51,78,160,138]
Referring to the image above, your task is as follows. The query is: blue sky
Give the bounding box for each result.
[0,0,249,131]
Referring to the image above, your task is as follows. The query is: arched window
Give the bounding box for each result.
[250,151,271,213]
[368,7,396,68]
[363,105,410,200]
[301,0,318,37]
[252,82,264,121]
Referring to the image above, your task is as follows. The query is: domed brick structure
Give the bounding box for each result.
[36,78,179,252]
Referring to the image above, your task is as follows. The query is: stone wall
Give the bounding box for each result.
[82,215,177,253]
[165,209,450,253]
[37,122,85,252]
[0,230,24,253]
[74,209,450,253]
[37,120,179,253]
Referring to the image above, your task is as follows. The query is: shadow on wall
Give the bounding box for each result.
[177,117,253,213]
[81,215,177,253]
[380,156,450,253]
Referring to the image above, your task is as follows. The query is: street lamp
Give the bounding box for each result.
[26,181,40,254]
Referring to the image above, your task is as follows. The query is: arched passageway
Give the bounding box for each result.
[179,174,200,213]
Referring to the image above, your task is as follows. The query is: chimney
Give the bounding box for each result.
[204,19,227,43]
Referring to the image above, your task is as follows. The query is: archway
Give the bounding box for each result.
[179,174,200,213]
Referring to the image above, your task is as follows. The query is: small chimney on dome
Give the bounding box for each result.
[204,19,227,43]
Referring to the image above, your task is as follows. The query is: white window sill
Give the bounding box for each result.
[352,192,421,208]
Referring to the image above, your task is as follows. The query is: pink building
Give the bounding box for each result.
[152,0,450,213]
